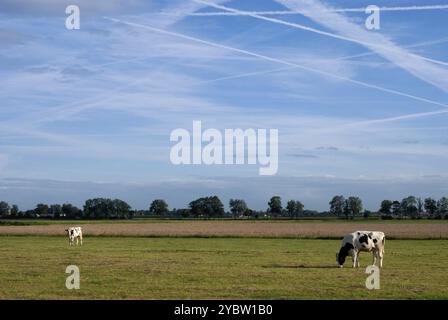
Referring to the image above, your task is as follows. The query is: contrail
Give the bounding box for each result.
[333,109,448,131]
[194,0,448,68]
[104,16,448,111]
[197,36,448,85]
[190,4,448,15]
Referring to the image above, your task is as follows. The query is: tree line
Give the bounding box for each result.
[0,195,447,219]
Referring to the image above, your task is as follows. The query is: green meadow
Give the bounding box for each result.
[0,236,447,299]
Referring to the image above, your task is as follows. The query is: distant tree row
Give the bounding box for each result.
[84,198,132,219]
[1,195,447,220]
[0,198,129,219]
[0,201,82,219]
[379,196,448,219]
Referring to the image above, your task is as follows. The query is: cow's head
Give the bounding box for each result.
[336,252,345,267]
[65,228,75,240]
[336,243,354,268]
[336,253,343,268]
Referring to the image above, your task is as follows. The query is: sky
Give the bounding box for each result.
[0,0,448,211]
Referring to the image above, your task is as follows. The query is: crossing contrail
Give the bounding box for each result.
[104,17,448,111]
[197,36,448,85]
[194,0,448,69]
[189,4,448,16]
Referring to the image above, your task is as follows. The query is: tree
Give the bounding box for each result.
[49,204,62,219]
[0,201,10,217]
[417,197,424,216]
[62,203,82,219]
[83,198,131,219]
[229,199,248,218]
[294,201,304,217]
[329,196,345,217]
[400,196,418,218]
[363,210,371,219]
[391,201,401,216]
[175,208,191,218]
[10,205,19,217]
[34,203,49,217]
[24,210,36,218]
[424,198,437,217]
[286,200,296,217]
[243,208,253,217]
[267,196,282,217]
[345,197,363,219]
[379,200,393,215]
[189,196,224,217]
[437,197,448,218]
[112,199,132,219]
[286,200,304,217]
[149,199,169,216]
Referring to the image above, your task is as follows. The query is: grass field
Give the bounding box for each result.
[0,236,447,299]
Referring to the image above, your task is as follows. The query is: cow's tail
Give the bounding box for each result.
[382,235,386,254]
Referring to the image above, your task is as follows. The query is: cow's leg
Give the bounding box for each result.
[379,251,383,269]
[352,251,357,268]
[356,254,360,267]
[80,235,83,246]
[372,251,377,266]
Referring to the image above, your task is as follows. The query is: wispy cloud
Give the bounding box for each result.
[1,0,447,208]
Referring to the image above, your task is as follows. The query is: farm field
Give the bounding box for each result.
[0,220,447,239]
[0,236,447,299]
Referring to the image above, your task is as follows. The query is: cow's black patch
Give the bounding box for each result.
[373,239,377,243]
[337,243,354,266]
[359,234,369,245]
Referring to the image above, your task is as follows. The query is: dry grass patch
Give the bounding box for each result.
[0,221,447,239]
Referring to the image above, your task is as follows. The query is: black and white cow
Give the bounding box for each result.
[336,231,385,268]
[65,227,83,246]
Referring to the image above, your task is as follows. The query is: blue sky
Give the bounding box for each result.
[0,0,448,211]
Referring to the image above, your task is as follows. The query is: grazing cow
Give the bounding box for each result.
[336,231,385,268]
[65,227,83,246]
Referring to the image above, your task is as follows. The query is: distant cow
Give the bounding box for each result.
[65,227,83,246]
[336,231,385,268]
